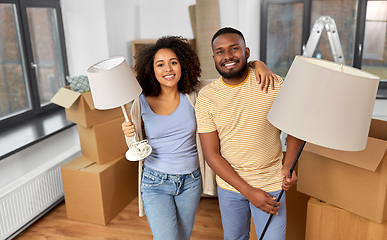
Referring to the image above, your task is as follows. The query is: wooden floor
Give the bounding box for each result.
[13,185,310,240]
[13,197,224,240]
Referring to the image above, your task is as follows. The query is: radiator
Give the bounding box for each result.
[0,149,82,240]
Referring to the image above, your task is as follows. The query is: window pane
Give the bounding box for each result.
[0,4,31,120]
[361,1,387,83]
[266,3,304,77]
[310,0,358,65]
[27,7,65,107]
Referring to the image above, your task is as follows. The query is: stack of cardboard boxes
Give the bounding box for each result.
[51,86,138,225]
[297,118,387,239]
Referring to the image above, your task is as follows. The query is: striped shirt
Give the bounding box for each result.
[195,67,284,193]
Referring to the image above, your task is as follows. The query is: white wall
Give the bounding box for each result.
[61,0,109,76]
[106,0,197,66]
[137,0,196,39]
[104,0,140,66]
[61,0,262,75]
[61,0,198,73]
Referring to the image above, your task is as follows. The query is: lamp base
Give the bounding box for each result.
[125,144,152,161]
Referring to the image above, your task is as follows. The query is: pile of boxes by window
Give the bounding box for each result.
[297,118,387,239]
[51,85,137,225]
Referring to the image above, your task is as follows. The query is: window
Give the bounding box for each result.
[260,0,311,77]
[261,0,387,99]
[0,0,68,130]
[360,0,387,98]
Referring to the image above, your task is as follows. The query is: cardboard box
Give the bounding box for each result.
[306,197,387,240]
[297,118,387,223]
[285,180,309,240]
[61,155,138,225]
[51,86,122,127]
[77,116,127,164]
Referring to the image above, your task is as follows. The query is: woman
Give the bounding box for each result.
[122,36,276,240]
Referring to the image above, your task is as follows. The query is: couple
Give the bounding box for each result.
[122,27,303,240]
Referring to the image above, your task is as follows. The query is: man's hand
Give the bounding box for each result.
[246,187,281,215]
[281,135,303,190]
[280,165,298,190]
[199,131,281,215]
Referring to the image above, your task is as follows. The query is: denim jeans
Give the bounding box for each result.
[141,165,202,240]
[217,186,286,240]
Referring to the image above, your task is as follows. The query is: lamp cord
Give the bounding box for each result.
[129,132,152,158]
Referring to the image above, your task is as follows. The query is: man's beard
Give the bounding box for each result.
[215,57,248,80]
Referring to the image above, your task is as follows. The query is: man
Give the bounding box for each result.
[195,27,303,239]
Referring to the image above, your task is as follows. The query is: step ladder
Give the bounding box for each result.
[302,16,346,64]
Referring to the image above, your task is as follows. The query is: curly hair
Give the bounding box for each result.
[133,36,201,96]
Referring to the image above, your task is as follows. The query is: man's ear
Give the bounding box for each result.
[245,47,250,59]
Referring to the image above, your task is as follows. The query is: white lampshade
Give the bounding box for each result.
[267,56,380,151]
[87,56,142,110]
[87,56,152,161]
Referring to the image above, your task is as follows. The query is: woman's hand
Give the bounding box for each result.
[122,121,135,137]
[250,60,279,93]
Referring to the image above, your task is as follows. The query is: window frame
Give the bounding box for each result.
[260,0,312,65]
[260,0,387,99]
[0,0,69,131]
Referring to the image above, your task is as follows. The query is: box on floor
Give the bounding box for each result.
[77,116,128,164]
[306,197,387,240]
[50,86,122,128]
[61,155,138,225]
[298,118,387,223]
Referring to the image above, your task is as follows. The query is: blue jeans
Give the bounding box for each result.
[141,165,202,240]
[217,186,287,240]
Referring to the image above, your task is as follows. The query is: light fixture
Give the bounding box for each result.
[259,55,380,239]
[87,56,152,161]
